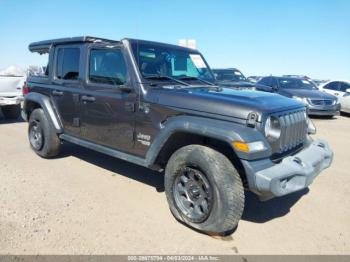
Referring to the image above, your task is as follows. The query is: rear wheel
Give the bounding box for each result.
[165,145,244,235]
[1,104,21,119]
[28,108,60,158]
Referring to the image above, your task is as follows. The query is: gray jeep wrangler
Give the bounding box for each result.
[23,36,333,235]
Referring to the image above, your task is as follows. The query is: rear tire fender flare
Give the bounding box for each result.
[23,92,62,133]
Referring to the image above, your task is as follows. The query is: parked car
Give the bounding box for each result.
[212,68,257,89]
[23,36,333,235]
[258,76,340,116]
[320,80,350,113]
[0,65,25,119]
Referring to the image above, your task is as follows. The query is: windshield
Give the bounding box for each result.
[131,42,215,82]
[214,70,246,82]
[278,78,317,90]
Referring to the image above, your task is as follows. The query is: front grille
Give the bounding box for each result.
[309,99,334,106]
[270,109,308,157]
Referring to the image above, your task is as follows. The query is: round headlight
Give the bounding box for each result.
[265,116,281,141]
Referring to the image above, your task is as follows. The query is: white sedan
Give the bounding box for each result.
[320,80,350,113]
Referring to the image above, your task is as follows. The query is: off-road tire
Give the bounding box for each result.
[28,108,60,158]
[1,104,21,119]
[164,145,244,235]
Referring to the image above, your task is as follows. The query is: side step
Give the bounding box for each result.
[60,134,148,167]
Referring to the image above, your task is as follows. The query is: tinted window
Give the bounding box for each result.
[270,77,278,88]
[325,82,339,91]
[259,77,272,86]
[56,48,80,80]
[89,49,127,86]
[214,70,246,81]
[340,82,350,92]
[278,78,317,90]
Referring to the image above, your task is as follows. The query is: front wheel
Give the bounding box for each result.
[164,145,244,235]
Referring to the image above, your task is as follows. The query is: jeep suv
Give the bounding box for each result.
[23,36,333,235]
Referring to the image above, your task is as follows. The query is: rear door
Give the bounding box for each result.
[80,46,136,152]
[51,45,83,137]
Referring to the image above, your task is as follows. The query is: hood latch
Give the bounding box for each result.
[247,112,259,128]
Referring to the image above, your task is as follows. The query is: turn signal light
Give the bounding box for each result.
[232,141,267,153]
[232,141,250,152]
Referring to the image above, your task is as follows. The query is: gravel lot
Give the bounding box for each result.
[0,113,349,255]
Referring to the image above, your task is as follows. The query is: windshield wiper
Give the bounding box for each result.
[144,75,190,86]
[178,76,215,86]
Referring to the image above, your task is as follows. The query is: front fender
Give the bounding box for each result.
[145,115,271,165]
[23,92,63,133]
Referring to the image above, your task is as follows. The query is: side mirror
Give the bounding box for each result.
[118,85,132,93]
[346,88,350,93]
[272,85,278,92]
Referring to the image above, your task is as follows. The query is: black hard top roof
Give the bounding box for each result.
[29,36,200,54]
[28,36,120,54]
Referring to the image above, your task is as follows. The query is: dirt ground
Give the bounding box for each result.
[0,112,349,255]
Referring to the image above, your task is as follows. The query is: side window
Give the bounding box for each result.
[89,49,127,86]
[340,82,350,92]
[56,48,80,80]
[270,78,278,88]
[325,82,339,91]
[259,77,272,86]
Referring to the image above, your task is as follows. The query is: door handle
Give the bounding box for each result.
[52,90,63,96]
[81,95,96,102]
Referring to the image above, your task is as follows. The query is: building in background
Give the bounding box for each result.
[178,39,197,49]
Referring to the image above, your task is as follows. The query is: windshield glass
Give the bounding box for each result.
[131,42,215,82]
[278,78,317,90]
[214,70,246,81]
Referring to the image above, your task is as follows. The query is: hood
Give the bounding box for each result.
[280,88,336,100]
[215,80,256,89]
[146,86,304,122]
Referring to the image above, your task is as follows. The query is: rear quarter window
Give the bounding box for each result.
[56,48,80,80]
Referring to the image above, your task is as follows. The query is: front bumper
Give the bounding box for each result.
[307,103,340,116]
[0,96,23,106]
[242,139,333,199]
